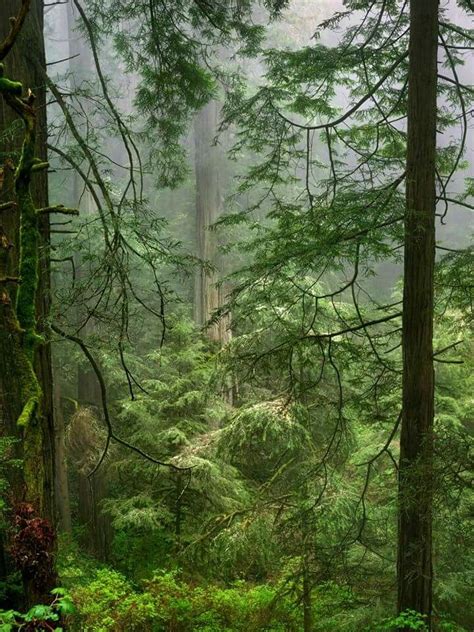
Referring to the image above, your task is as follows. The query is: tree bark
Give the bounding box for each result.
[76,468,110,559]
[398,0,438,626]
[0,0,57,605]
[0,0,54,522]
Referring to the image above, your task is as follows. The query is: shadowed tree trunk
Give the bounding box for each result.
[0,0,54,520]
[397,0,438,626]
[0,0,56,604]
[66,406,111,560]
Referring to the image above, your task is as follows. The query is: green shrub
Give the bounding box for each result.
[70,568,299,631]
[0,588,75,631]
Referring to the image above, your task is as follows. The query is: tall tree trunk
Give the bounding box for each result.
[398,0,438,626]
[0,0,54,519]
[0,0,56,604]
[193,100,231,345]
[66,0,101,407]
[33,0,55,528]
[76,467,110,559]
[174,471,182,551]
[63,5,110,559]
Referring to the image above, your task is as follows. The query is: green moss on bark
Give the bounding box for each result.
[15,186,42,354]
[0,67,45,509]
[0,63,22,95]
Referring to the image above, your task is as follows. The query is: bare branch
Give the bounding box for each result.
[37,204,79,216]
[0,0,32,61]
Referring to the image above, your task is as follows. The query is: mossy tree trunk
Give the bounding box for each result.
[0,0,56,604]
[0,0,54,518]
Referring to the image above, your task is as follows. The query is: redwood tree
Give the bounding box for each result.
[0,0,56,604]
[397,0,439,625]
[193,100,232,345]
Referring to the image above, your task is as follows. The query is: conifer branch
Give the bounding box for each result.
[52,324,192,476]
[273,51,408,132]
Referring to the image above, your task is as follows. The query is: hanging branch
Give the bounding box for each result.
[46,72,169,389]
[0,201,17,212]
[51,324,191,476]
[72,0,144,203]
[273,51,408,131]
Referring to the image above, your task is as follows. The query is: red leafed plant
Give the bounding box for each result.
[10,503,56,591]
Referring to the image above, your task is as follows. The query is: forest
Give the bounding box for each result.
[0,0,472,630]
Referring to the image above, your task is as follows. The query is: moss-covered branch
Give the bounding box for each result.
[0,63,23,96]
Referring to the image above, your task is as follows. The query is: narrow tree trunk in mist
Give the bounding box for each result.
[398,0,438,626]
[64,5,110,559]
[302,558,313,632]
[53,383,71,534]
[67,0,100,409]
[0,0,54,524]
[193,100,231,346]
[76,470,110,559]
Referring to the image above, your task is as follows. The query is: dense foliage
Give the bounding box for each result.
[0,0,472,630]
